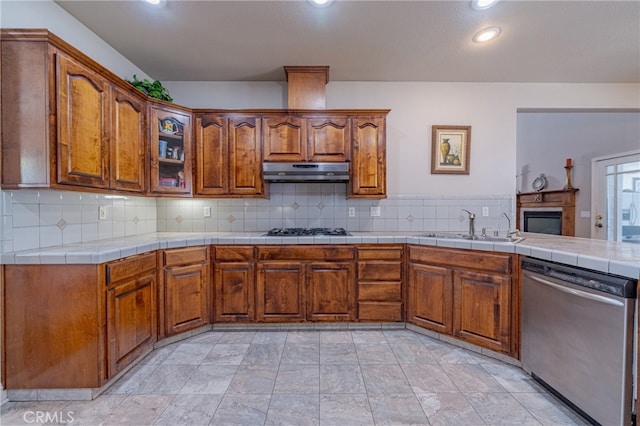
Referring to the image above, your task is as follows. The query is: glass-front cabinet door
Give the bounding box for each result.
[149,105,192,195]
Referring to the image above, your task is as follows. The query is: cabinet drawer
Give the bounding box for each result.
[358,282,401,302]
[358,302,402,321]
[409,245,512,274]
[214,246,254,262]
[258,245,354,261]
[357,246,402,260]
[358,261,402,281]
[106,252,156,284]
[163,246,208,267]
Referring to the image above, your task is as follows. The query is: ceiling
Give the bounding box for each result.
[54,0,640,83]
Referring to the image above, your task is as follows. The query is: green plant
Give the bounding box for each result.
[125,74,173,102]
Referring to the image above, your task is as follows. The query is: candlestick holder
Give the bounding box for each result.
[564,165,574,190]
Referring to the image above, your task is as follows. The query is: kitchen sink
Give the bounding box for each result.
[419,232,525,244]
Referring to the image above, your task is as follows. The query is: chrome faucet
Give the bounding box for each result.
[502,212,511,232]
[503,212,520,238]
[462,209,476,237]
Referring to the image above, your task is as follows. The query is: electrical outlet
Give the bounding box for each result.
[99,206,107,220]
[203,206,211,218]
[370,206,381,217]
[348,207,356,217]
[482,206,489,217]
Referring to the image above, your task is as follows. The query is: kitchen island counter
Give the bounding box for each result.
[1,231,638,279]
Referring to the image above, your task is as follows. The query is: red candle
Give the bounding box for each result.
[565,158,573,167]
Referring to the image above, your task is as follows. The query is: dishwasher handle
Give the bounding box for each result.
[521,257,636,299]
[523,271,624,307]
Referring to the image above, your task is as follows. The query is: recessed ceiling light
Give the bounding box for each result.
[309,0,334,7]
[472,26,502,43]
[144,0,166,6]
[471,0,500,10]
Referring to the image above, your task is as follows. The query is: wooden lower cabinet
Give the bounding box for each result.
[256,246,356,322]
[257,261,306,322]
[407,263,453,334]
[407,245,516,355]
[4,264,107,389]
[454,270,511,352]
[213,246,255,322]
[158,247,210,337]
[106,252,157,377]
[356,245,403,321]
[307,262,355,321]
[1,242,522,393]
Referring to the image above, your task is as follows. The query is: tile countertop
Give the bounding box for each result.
[1,232,638,279]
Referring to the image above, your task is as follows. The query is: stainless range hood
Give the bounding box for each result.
[263,162,349,183]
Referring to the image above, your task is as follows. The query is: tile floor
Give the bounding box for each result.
[1,329,589,425]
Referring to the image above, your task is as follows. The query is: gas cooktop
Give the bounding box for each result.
[265,227,350,237]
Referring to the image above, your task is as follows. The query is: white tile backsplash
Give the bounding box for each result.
[156,185,515,234]
[1,189,157,253]
[1,186,515,254]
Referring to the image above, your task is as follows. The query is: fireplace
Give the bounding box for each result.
[523,210,563,235]
[516,189,578,236]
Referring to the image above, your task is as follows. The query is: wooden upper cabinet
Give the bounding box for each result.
[57,52,110,188]
[2,38,52,187]
[149,105,192,195]
[350,115,386,198]
[195,114,229,195]
[263,114,306,162]
[262,114,350,163]
[229,115,263,195]
[110,85,146,192]
[307,116,350,162]
[1,31,147,193]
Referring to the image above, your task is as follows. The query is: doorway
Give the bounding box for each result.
[591,151,640,242]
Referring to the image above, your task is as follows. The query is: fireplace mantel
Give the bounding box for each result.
[516,188,579,236]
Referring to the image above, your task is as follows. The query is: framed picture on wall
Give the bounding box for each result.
[431,125,471,174]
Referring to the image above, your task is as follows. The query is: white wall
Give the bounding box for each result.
[517,111,640,237]
[0,0,149,80]
[166,81,640,198]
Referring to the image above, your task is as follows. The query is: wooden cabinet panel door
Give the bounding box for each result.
[307,262,355,321]
[57,53,110,188]
[195,114,229,195]
[107,272,156,377]
[149,107,192,195]
[307,116,350,162]
[214,262,255,322]
[454,271,511,352]
[229,115,263,195]
[257,262,305,322]
[351,116,386,197]
[263,115,306,161]
[407,263,453,334]
[164,263,210,336]
[110,85,145,192]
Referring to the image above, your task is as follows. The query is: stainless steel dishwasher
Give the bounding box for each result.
[521,258,636,426]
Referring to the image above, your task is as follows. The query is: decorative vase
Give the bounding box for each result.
[440,139,450,163]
